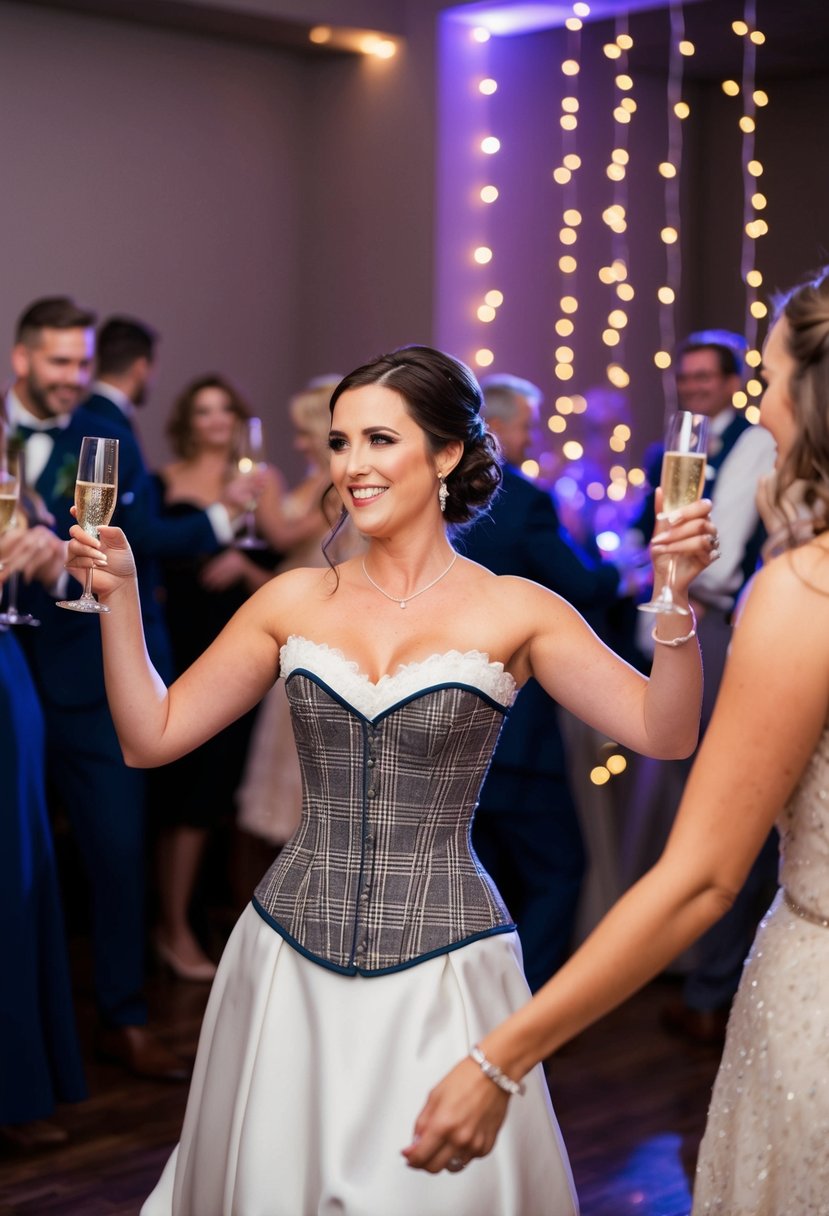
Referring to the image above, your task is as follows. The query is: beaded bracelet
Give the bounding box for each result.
[469,1045,525,1096]
[651,615,697,647]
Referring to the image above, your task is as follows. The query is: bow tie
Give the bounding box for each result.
[14,423,63,441]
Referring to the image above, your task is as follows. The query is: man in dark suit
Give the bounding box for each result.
[461,375,624,991]
[83,316,157,436]
[3,297,213,1080]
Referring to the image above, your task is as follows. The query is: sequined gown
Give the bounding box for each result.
[142,638,578,1216]
[693,722,829,1215]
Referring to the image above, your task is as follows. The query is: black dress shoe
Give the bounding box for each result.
[660,999,730,1046]
[96,1025,190,1082]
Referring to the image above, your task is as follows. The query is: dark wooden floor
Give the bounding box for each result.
[0,938,721,1216]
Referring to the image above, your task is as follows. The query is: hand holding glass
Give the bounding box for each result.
[57,436,119,613]
[234,417,267,551]
[0,439,39,627]
[638,411,709,616]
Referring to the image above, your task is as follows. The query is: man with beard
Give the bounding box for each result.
[2,297,191,1081]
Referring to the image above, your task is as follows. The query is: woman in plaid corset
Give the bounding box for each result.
[67,345,714,1216]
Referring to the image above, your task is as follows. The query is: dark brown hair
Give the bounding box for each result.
[16,296,97,345]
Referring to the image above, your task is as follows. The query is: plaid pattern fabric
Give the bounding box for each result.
[254,671,513,974]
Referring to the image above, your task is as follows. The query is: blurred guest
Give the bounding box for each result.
[460,374,629,990]
[236,376,363,852]
[150,375,274,981]
[83,316,157,436]
[627,331,779,1044]
[4,297,187,1080]
[0,423,85,1150]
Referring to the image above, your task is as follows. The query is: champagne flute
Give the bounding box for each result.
[0,438,40,627]
[57,436,119,613]
[638,411,709,616]
[233,416,267,550]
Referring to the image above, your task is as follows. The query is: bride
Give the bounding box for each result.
[67,345,714,1215]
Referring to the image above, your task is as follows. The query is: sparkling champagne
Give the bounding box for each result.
[0,492,16,531]
[661,451,706,514]
[75,480,117,537]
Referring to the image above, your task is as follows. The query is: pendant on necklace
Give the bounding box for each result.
[399,601,406,609]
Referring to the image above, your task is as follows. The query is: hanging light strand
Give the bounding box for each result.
[552,5,586,396]
[655,2,687,423]
[601,13,635,423]
[470,26,500,372]
[736,0,768,419]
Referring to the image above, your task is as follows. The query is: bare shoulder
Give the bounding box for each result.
[732,540,829,662]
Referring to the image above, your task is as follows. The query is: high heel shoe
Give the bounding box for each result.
[154,936,217,983]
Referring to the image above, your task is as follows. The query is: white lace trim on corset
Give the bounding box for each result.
[280,635,517,718]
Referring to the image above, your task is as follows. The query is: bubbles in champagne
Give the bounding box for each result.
[661,452,706,514]
[75,481,117,537]
[0,493,17,532]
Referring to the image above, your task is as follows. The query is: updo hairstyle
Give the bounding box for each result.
[774,267,829,537]
[329,345,501,526]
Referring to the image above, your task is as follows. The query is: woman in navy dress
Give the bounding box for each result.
[0,625,86,1146]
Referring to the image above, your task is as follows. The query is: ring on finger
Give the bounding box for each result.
[707,531,720,549]
[447,1156,466,1172]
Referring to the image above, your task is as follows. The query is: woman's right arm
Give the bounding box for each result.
[67,522,295,767]
[405,545,829,1172]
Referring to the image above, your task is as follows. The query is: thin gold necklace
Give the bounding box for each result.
[361,552,458,609]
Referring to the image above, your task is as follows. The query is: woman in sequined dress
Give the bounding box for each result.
[66,346,713,1216]
[413,272,829,1215]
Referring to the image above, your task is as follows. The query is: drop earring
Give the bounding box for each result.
[438,474,448,514]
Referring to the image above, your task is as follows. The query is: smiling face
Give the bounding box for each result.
[675,348,740,418]
[328,383,460,536]
[12,326,95,419]
[188,385,241,453]
[758,318,798,468]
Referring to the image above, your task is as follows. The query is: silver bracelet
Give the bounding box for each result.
[469,1045,525,1096]
[652,609,697,648]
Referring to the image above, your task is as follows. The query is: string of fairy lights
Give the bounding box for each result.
[732,0,768,425]
[470,24,501,377]
[599,13,639,508]
[463,0,769,493]
[548,1,590,465]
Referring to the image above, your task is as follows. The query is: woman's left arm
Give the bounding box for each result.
[529,495,714,759]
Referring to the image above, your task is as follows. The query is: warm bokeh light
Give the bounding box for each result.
[563,208,582,226]
[485,289,504,307]
[521,459,540,479]
[674,101,690,119]
[556,318,575,336]
[472,27,491,42]
[477,304,496,322]
[616,282,634,301]
[679,40,695,55]
[602,328,620,346]
[562,96,579,113]
[746,404,761,424]
[750,300,769,318]
[732,19,748,36]
[559,227,578,245]
[562,59,580,76]
[617,33,633,50]
[555,345,575,363]
[603,43,622,60]
[606,753,627,775]
[559,255,577,273]
[739,116,756,134]
[553,167,572,184]
[659,162,677,178]
[561,114,578,131]
[481,136,501,154]
[722,79,740,96]
[628,468,646,486]
[654,350,672,369]
[750,30,765,45]
[660,226,679,243]
[475,347,494,366]
[563,440,584,460]
[751,192,767,209]
[309,26,332,44]
[745,348,762,367]
[560,296,578,314]
[732,390,748,408]
[555,364,574,381]
[748,159,764,176]
[479,78,498,95]
[548,415,567,433]
[474,246,493,264]
[556,396,574,414]
[563,153,582,170]
[480,185,499,203]
[615,73,633,90]
[658,286,675,304]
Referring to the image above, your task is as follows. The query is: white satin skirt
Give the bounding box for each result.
[141,904,578,1216]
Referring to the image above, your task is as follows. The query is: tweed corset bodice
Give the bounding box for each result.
[253,636,518,975]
